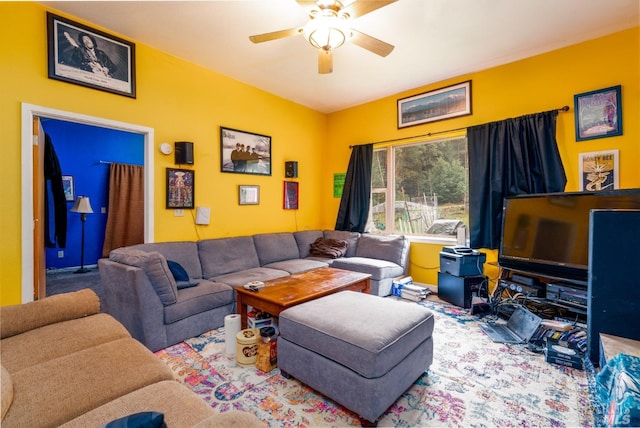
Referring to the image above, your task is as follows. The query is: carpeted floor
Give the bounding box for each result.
[46,267,105,304]
[156,297,598,427]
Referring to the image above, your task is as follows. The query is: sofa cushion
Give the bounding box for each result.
[355,234,408,266]
[164,281,234,324]
[3,338,174,428]
[0,313,130,373]
[330,257,404,281]
[198,237,261,278]
[210,267,289,287]
[253,232,300,265]
[129,241,203,280]
[110,249,178,306]
[263,258,329,274]
[323,230,361,257]
[293,230,324,258]
[309,237,348,259]
[1,364,12,421]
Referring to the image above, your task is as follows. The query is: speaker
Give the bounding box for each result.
[285,161,298,178]
[175,141,194,165]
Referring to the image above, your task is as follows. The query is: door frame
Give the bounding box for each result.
[21,103,155,303]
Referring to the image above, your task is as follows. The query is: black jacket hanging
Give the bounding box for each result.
[44,133,67,248]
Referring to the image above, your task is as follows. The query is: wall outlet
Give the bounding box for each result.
[101,207,107,214]
[57,250,64,258]
[174,209,184,217]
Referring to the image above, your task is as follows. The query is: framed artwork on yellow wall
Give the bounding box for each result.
[578,150,619,192]
[220,127,272,176]
[47,12,136,98]
[574,85,622,141]
[397,80,472,129]
[166,168,195,209]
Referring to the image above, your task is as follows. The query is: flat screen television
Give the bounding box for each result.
[498,189,640,282]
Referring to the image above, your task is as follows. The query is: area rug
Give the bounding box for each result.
[155,298,596,427]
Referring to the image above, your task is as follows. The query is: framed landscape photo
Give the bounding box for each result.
[62,175,74,202]
[574,85,622,141]
[578,150,619,192]
[166,168,194,209]
[397,80,472,128]
[283,181,299,210]
[220,127,272,176]
[239,185,260,205]
[47,12,136,98]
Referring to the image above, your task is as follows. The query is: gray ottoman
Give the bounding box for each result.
[278,291,434,424]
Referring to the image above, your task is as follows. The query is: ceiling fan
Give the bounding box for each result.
[249,0,397,74]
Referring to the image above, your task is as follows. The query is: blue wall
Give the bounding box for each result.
[41,119,144,270]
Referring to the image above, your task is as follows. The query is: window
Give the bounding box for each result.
[370,136,469,241]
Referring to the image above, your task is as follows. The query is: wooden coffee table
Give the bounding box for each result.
[236,267,371,328]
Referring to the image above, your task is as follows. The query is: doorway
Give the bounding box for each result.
[21,103,155,303]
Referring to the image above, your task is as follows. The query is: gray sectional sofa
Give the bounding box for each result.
[98,230,409,351]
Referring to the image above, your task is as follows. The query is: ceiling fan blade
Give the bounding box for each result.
[249,28,303,43]
[318,50,333,74]
[343,0,398,19]
[350,29,394,57]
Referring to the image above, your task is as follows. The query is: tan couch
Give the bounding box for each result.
[0,289,263,428]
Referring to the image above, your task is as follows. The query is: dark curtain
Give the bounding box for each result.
[44,133,67,248]
[468,110,567,249]
[102,163,145,257]
[335,144,373,232]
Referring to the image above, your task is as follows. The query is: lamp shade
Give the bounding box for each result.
[71,196,94,214]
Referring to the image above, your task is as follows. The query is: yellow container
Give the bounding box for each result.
[236,328,260,367]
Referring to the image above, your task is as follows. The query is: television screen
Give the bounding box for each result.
[498,189,640,282]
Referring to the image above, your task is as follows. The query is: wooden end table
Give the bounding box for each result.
[235,267,371,328]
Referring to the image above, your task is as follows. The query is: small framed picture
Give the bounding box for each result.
[220,127,272,176]
[166,168,194,209]
[62,175,74,202]
[397,80,472,128]
[284,181,299,210]
[239,185,260,205]
[574,85,622,141]
[47,12,136,98]
[578,150,619,191]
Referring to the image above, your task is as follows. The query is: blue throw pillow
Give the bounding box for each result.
[176,280,200,290]
[103,411,166,428]
[167,260,189,282]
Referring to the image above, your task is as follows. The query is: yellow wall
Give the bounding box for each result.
[324,27,639,288]
[0,3,328,305]
[1,1,638,304]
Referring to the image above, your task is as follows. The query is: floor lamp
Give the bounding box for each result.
[70,196,94,274]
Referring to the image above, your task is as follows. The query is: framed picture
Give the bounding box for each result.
[574,85,622,141]
[47,12,136,98]
[166,168,194,209]
[220,127,272,176]
[239,185,260,205]
[284,181,299,210]
[397,80,472,128]
[578,150,619,192]
[62,175,74,202]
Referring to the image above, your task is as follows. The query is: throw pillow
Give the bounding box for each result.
[176,280,200,290]
[309,237,348,259]
[102,411,166,428]
[167,260,189,282]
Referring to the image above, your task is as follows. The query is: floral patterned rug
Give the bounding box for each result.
[155,298,596,427]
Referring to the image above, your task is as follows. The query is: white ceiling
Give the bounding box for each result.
[43,0,639,113]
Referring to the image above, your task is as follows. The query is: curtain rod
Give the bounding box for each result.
[98,160,143,167]
[349,105,570,148]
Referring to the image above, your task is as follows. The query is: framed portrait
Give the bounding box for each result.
[574,85,622,141]
[239,185,260,205]
[283,181,299,210]
[47,12,136,98]
[397,80,472,128]
[220,127,272,176]
[578,150,619,192]
[166,168,194,209]
[62,175,74,202]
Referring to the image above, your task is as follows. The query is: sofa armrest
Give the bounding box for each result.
[0,289,100,339]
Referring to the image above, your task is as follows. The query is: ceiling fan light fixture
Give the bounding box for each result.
[303,14,351,51]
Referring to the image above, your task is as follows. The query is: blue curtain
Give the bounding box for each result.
[335,144,373,232]
[468,110,567,249]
